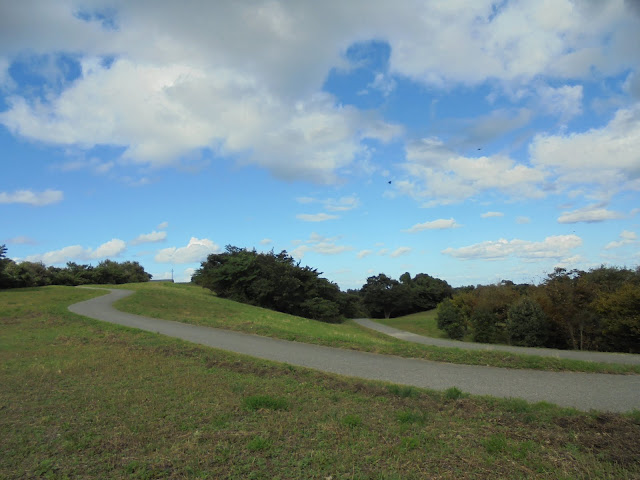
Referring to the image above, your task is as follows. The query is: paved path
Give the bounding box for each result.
[68,288,640,413]
[353,318,640,365]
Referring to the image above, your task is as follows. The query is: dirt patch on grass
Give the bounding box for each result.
[554,414,640,465]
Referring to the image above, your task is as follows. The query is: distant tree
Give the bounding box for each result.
[3,261,51,288]
[467,284,519,344]
[436,297,466,340]
[507,297,549,347]
[0,244,7,259]
[361,274,411,319]
[592,282,640,353]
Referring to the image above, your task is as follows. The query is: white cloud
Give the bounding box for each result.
[130,230,167,246]
[7,236,36,245]
[402,138,546,205]
[604,230,638,249]
[155,237,221,264]
[405,218,462,233]
[360,72,396,97]
[624,71,640,100]
[0,57,400,184]
[157,221,169,230]
[516,216,531,224]
[0,189,63,206]
[291,232,352,259]
[481,211,504,218]
[296,213,339,222]
[530,105,640,198]
[260,238,273,245]
[390,246,412,258]
[536,84,583,121]
[357,249,373,259]
[25,238,126,264]
[557,205,625,224]
[461,108,533,146]
[324,195,360,212]
[442,234,582,261]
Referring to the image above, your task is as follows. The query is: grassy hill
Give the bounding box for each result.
[1,285,639,478]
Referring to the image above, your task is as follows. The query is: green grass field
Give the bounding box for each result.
[2,285,639,479]
[110,282,640,375]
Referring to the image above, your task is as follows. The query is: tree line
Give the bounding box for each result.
[0,245,151,288]
[437,266,640,353]
[192,246,453,323]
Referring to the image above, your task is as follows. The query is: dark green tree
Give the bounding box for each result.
[193,246,345,323]
[361,274,411,319]
[436,297,466,340]
[506,296,549,347]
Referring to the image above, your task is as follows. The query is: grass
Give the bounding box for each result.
[109,282,640,374]
[2,285,640,479]
[375,309,448,339]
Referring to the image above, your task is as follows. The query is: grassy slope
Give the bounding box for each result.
[2,285,640,479]
[375,309,448,339]
[111,282,640,375]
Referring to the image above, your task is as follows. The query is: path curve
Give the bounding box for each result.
[353,319,640,365]
[68,288,640,413]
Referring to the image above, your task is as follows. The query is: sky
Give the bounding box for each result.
[1,0,639,289]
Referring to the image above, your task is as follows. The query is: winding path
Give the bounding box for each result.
[69,288,640,413]
[353,318,640,365]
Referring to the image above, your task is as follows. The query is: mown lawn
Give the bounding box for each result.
[110,282,640,375]
[1,285,639,479]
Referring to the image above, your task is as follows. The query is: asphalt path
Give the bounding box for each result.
[68,288,640,413]
[353,318,640,365]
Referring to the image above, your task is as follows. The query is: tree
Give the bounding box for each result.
[193,246,346,322]
[506,297,549,347]
[592,282,640,353]
[0,244,6,259]
[436,298,466,340]
[361,274,410,319]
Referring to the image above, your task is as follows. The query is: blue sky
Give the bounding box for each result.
[1,0,639,289]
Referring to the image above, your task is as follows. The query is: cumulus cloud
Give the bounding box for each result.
[296,213,339,222]
[405,218,462,233]
[536,84,583,121]
[442,235,582,261]
[530,105,640,197]
[291,232,352,259]
[604,230,638,249]
[401,138,545,205]
[0,57,400,184]
[130,230,167,246]
[0,189,63,206]
[155,237,221,264]
[557,205,625,224]
[25,238,126,264]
